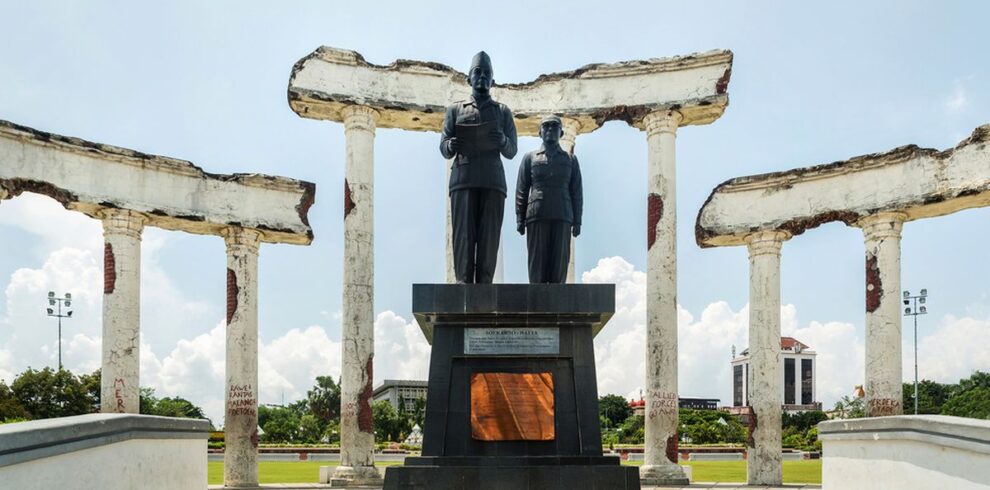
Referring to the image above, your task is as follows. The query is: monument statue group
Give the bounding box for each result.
[441,51,583,286]
[383,52,633,489]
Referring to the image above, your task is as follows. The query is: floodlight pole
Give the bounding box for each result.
[902,289,929,415]
[46,292,73,370]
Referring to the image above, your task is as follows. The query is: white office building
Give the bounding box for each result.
[730,337,820,412]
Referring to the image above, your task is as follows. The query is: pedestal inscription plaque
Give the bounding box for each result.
[464,327,559,355]
[470,372,554,441]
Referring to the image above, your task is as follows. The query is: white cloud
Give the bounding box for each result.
[373,311,431,385]
[944,78,970,112]
[906,314,990,384]
[585,256,863,408]
[0,193,103,257]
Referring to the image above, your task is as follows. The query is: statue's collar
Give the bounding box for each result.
[467,94,494,108]
[538,144,565,156]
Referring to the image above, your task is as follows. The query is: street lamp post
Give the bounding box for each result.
[46,291,74,370]
[902,288,929,415]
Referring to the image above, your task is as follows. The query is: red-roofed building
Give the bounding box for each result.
[729,337,821,414]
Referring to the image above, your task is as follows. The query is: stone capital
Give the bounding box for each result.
[745,230,790,258]
[857,212,907,241]
[559,117,581,153]
[643,110,683,137]
[222,227,263,254]
[0,188,8,200]
[98,208,147,239]
[341,105,380,133]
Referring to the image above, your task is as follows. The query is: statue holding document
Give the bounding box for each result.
[439,51,518,283]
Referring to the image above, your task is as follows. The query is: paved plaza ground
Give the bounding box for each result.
[206,460,823,488]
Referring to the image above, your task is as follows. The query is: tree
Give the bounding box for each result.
[78,369,101,412]
[679,408,745,444]
[782,410,828,432]
[957,371,990,393]
[258,405,301,443]
[832,395,865,419]
[298,414,324,443]
[598,394,633,430]
[307,376,341,428]
[0,381,29,422]
[11,367,93,419]
[902,380,953,414]
[617,414,644,444]
[941,388,990,419]
[373,400,412,442]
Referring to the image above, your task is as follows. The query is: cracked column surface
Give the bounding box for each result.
[746,230,789,485]
[859,212,906,417]
[99,208,146,414]
[640,110,688,486]
[223,227,261,488]
[333,105,382,486]
[560,117,581,284]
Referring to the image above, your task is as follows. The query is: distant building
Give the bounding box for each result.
[729,337,821,414]
[372,379,428,412]
[628,396,720,415]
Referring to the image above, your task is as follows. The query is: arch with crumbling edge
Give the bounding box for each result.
[0,118,315,488]
[694,123,990,484]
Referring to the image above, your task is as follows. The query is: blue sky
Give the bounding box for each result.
[1,1,987,424]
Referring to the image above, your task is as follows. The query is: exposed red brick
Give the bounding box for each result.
[665,434,679,463]
[344,179,355,218]
[250,429,259,448]
[866,253,881,313]
[357,356,374,433]
[226,268,239,325]
[716,68,732,95]
[296,181,316,226]
[103,243,116,294]
[647,193,663,250]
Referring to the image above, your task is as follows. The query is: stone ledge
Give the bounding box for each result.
[0,413,210,467]
[818,414,990,455]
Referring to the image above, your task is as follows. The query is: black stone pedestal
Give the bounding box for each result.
[383,284,640,490]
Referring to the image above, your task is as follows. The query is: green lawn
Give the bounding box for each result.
[624,460,821,484]
[207,460,821,485]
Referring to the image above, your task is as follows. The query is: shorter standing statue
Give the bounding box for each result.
[516,115,583,283]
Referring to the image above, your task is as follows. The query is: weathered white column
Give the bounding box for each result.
[560,117,581,283]
[640,110,688,485]
[99,208,146,414]
[332,105,382,486]
[745,230,789,485]
[859,212,906,417]
[222,227,261,488]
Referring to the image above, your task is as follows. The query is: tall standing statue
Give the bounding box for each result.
[440,51,518,284]
[516,115,583,284]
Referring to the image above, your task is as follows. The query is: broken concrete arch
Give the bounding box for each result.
[0,119,315,244]
[288,46,733,135]
[695,124,990,247]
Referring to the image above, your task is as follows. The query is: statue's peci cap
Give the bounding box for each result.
[540,115,562,126]
[470,51,493,72]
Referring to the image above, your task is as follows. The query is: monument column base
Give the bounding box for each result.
[639,464,690,486]
[327,465,383,487]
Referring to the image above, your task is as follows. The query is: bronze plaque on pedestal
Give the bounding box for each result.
[470,372,554,441]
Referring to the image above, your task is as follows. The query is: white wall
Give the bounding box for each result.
[0,438,206,490]
[819,415,990,490]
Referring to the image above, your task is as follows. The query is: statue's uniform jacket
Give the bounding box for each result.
[440,97,518,194]
[515,146,583,227]
[516,145,583,283]
[439,96,518,283]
